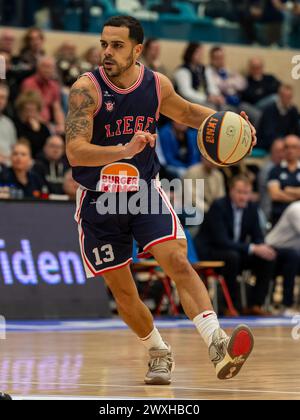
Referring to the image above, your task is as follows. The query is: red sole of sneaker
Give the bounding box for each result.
[217,325,254,380]
[232,330,253,357]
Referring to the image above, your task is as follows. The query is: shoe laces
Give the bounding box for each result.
[148,354,173,374]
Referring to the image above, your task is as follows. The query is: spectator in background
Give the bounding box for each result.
[0,29,16,55]
[63,169,79,201]
[258,84,300,151]
[266,201,300,253]
[273,0,300,46]
[184,158,225,214]
[0,83,17,165]
[159,121,200,178]
[80,46,100,73]
[266,201,300,315]
[173,43,210,106]
[14,91,51,159]
[19,27,45,71]
[196,176,277,316]
[0,45,33,118]
[1,140,46,199]
[56,41,81,88]
[55,41,81,114]
[258,138,285,220]
[241,57,281,110]
[22,56,65,134]
[268,135,300,225]
[206,46,246,110]
[34,135,68,195]
[220,161,255,194]
[140,38,167,74]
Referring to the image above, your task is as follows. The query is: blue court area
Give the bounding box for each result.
[5,316,298,333]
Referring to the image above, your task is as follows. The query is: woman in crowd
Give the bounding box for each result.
[14,91,51,159]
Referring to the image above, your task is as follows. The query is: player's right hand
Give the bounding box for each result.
[124,131,157,158]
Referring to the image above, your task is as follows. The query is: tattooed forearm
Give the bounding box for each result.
[66,87,95,143]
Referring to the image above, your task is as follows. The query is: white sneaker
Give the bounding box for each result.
[144,343,175,385]
[209,325,254,380]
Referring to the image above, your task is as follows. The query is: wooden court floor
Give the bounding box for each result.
[1,324,300,400]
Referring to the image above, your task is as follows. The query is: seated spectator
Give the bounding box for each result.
[241,57,281,110]
[1,140,46,199]
[34,135,69,195]
[56,41,81,88]
[14,91,51,159]
[184,158,225,213]
[140,39,167,74]
[0,48,33,118]
[266,201,300,315]
[258,138,285,220]
[80,46,100,73]
[268,135,300,225]
[173,43,210,107]
[195,175,276,316]
[22,56,65,134]
[0,82,17,165]
[220,161,255,194]
[63,169,79,201]
[0,29,16,55]
[258,84,300,151]
[159,121,200,178]
[206,46,246,109]
[18,27,45,71]
[266,201,300,253]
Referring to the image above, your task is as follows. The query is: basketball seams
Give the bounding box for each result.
[222,115,243,165]
[216,112,227,164]
[198,115,216,164]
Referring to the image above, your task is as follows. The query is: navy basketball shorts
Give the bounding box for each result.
[75,181,186,278]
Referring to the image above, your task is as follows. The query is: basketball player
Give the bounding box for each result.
[66,16,256,384]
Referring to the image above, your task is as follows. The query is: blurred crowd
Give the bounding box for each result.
[0,28,300,315]
[1,1,299,47]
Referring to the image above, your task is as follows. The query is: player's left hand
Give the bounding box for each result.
[240,111,257,154]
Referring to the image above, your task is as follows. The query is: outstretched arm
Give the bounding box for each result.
[158,73,257,150]
[159,73,214,129]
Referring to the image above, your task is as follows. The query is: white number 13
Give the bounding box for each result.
[92,244,115,266]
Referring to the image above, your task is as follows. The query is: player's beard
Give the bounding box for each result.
[103,52,135,78]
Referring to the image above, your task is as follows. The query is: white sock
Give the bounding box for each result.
[193,311,221,347]
[139,327,168,350]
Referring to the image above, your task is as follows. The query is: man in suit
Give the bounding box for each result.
[195,175,277,315]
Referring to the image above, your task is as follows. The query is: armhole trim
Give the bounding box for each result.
[153,72,161,121]
[81,72,102,117]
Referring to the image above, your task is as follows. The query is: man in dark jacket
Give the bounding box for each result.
[33,135,69,195]
[195,175,277,315]
[257,84,300,151]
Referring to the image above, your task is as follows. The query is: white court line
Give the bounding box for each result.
[1,381,300,396]
[12,395,191,400]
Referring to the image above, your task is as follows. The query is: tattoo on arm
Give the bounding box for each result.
[66,87,95,144]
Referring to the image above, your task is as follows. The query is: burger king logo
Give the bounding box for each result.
[99,163,140,193]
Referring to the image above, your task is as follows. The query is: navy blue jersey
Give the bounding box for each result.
[72,63,161,192]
